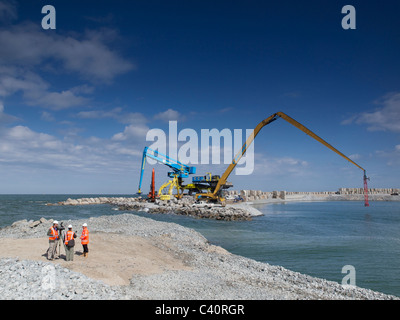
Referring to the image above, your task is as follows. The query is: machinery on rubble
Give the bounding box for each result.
[137,111,369,207]
[185,173,233,196]
[137,146,196,200]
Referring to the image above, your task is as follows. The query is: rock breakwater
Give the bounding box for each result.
[49,196,255,221]
[226,188,400,202]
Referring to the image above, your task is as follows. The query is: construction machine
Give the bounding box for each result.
[137,146,196,200]
[184,173,233,195]
[195,111,369,207]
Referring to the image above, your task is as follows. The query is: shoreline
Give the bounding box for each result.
[0,212,398,300]
[48,196,262,220]
[43,192,400,223]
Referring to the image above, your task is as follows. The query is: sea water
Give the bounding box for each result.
[0,195,399,297]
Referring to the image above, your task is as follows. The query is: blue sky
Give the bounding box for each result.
[0,0,399,194]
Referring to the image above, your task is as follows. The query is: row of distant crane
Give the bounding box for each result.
[137,111,369,207]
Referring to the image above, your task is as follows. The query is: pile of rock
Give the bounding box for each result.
[226,188,400,202]
[0,258,129,300]
[117,198,253,221]
[226,190,284,201]
[49,196,255,221]
[339,188,400,195]
[5,217,53,237]
[49,197,138,206]
[11,217,48,229]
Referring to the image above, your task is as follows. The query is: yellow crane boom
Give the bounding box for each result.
[197,111,368,205]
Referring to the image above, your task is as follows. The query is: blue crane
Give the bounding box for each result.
[137,147,196,194]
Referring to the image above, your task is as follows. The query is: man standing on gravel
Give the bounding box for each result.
[64,225,77,261]
[47,221,59,260]
[80,223,89,258]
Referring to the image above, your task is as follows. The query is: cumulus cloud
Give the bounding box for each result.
[342,92,400,132]
[154,108,185,122]
[0,125,63,161]
[0,2,140,191]
[0,124,144,173]
[0,22,134,82]
[76,107,150,142]
[112,124,149,141]
[0,66,89,110]
[0,14,134,110]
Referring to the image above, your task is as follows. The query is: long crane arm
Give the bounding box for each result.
[137,146,196,194]
[207,111,367,201]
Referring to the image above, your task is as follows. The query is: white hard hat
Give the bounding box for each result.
[82,223,87,227]
[68,225,72,229]
[53,220,59,224]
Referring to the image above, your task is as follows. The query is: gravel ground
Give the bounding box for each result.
[0,213,398,300]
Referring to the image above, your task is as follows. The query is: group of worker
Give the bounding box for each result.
[47,221,89,262]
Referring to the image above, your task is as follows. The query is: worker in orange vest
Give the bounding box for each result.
[80,223,89,258]
[64,225,77,261]
[46,220,59,260]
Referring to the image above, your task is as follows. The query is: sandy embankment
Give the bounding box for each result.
[0,233,191,286]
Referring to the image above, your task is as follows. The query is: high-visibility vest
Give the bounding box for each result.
[65,230,75,245]
[80,228,89,245]
[49,226,58,241]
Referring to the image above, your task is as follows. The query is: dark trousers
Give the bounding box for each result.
[82,244,89,253]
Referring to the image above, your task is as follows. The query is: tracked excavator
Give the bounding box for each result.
[195,111,369,207]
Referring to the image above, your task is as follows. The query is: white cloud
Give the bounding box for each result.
[0,124,145,174]
[0,22,134,82]
[0,15,134,110]
[253,154,308,176]
[0,65,89,110]
[154,108,185,122]
[32,89,89,110]
[41,111,55,122]
[112,124,149,141]
[343,92,400,132]
[349,154,361,160]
